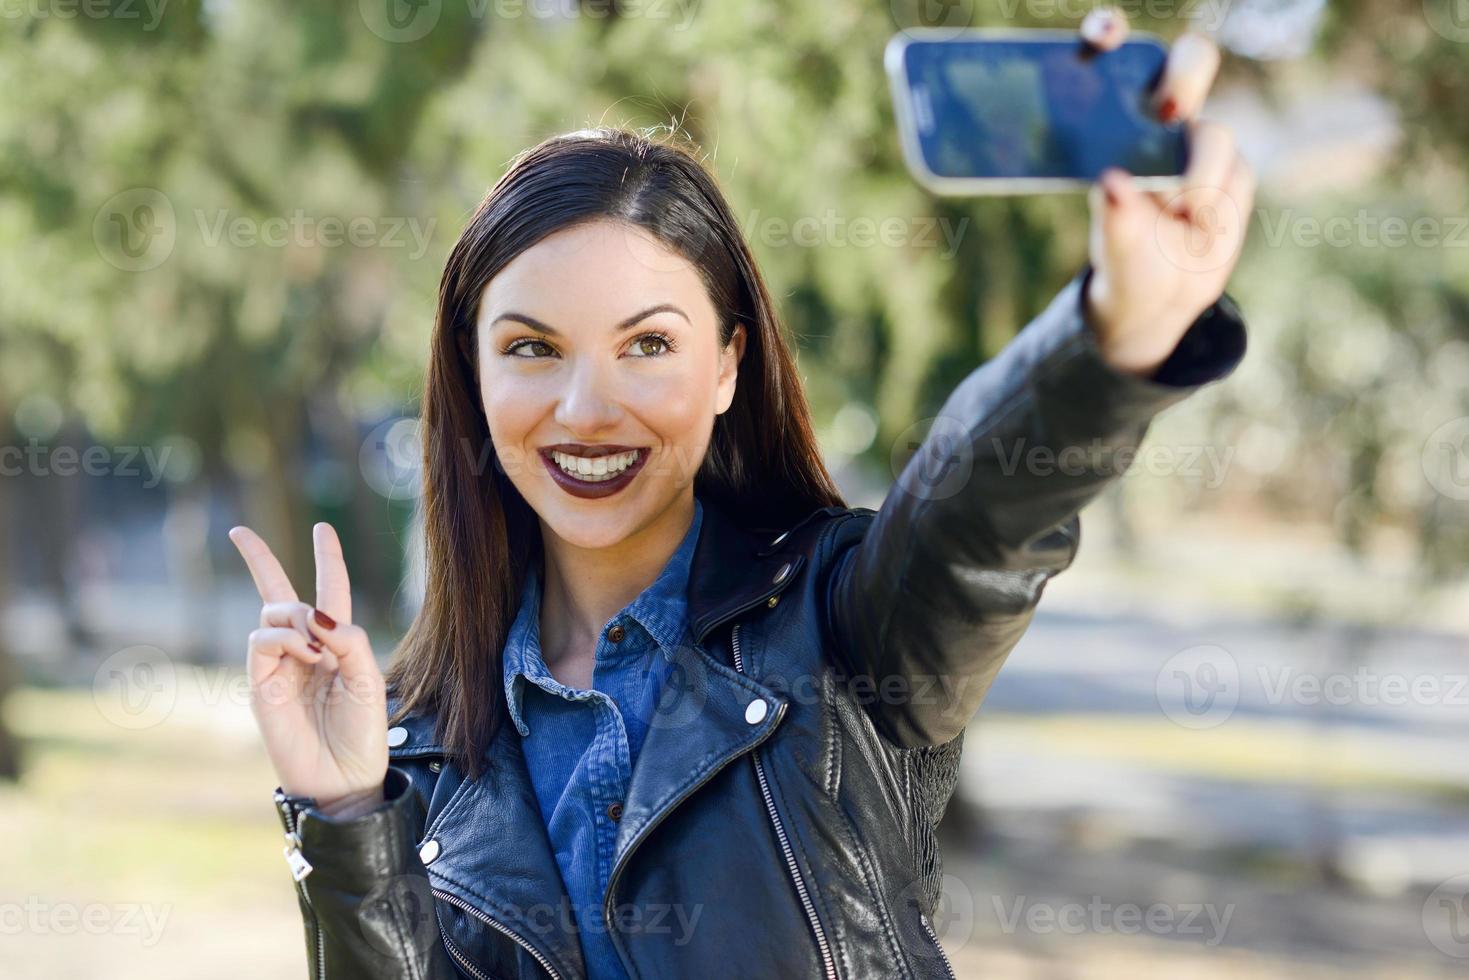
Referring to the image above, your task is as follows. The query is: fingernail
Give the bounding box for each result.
[1158,97,1178,123]
[313,609,336,630]
[308,640,324,653]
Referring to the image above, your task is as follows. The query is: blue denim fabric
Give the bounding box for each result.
[502,498,703,980]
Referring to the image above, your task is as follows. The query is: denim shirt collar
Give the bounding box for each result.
[502,497,704,738]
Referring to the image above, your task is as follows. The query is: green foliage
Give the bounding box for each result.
[0,0,1462,591]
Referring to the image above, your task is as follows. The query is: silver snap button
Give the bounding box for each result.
[744,698,769,725]
[772,562,792,585]
[387,726,408,748]
[769,530,789,548]
[428,760,442,773]
[418,839,440,864]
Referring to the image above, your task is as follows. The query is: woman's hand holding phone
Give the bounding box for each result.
[229,522,389,819]
[1079,8,1256,379]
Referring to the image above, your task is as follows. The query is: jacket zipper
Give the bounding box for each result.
[435,905,494,980]
[599,634,791,977]
[274,794,326,980]
[730,622,839,980]
[433,886,563,980]
[919,912,957,980]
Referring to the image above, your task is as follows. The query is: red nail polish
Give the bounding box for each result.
[313,609,336,630]
[308,640,324,653]
[1158,97,1178,123]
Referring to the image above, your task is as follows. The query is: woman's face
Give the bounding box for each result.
[477,218,745,552]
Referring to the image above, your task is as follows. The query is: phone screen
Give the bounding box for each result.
[900,37,1186,181]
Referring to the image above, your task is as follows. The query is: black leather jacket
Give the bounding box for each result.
[270,272,1246,979]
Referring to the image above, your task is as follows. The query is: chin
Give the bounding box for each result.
[531,496,648,551]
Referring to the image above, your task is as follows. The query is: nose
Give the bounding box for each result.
[553,358,624,437]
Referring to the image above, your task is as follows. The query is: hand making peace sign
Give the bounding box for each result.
[229,521,388,817]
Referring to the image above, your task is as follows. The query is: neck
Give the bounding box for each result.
[536,493,696,666]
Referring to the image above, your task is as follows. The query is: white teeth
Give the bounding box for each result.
[549,449,641,482]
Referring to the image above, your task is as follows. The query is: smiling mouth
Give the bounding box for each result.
[537,444,650,499]
[547,447,643,482]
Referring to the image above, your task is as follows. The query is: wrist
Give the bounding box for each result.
[1082,274,1194,379]
[315,784,386,820]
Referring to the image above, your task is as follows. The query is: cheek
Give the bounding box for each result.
[479,371,545,445]
[628,371,714,441]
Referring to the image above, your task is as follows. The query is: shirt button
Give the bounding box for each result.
[606,801,624,822]
[386,726,408,748]
[608,624,626,644]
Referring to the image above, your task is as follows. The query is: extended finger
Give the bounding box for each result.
[1080,7,1130,52]
[313,522,353,626]
[229,526,299,605]
[1153,32,1221,123]
[1167,120,1236,219]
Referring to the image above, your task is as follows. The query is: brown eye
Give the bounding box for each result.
[507,339,554,358]
[629,334,671,358]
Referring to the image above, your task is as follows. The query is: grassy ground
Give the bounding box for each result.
[4,680,1462,978]
[1,683,305,979]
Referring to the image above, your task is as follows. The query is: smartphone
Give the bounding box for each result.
[886,29,1188,196]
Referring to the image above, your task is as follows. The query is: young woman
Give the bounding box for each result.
[230,15,1252,979]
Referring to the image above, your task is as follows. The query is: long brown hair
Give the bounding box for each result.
[385,127,844,780]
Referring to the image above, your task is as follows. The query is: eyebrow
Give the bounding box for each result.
[490,303,691,336]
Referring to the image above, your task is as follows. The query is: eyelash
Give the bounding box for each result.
[500,332,678,359]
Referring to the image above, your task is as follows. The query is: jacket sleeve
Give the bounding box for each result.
[825,267,1247,749]
[274,766,460,979]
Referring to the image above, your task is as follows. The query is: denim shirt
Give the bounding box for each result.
[501,498,703,980]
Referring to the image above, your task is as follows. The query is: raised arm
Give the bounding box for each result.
[824,14,1255,748]
[825,268,1246,749]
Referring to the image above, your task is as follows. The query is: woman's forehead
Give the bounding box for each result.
[477,220,715,329]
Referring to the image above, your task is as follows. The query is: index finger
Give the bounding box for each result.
[228,526,299,605]
[313,522,353,626]
[1152,32,1221,123]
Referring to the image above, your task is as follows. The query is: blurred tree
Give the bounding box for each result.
[0,0,1462,786]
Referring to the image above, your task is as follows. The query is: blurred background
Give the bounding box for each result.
[2,0,1468,976]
